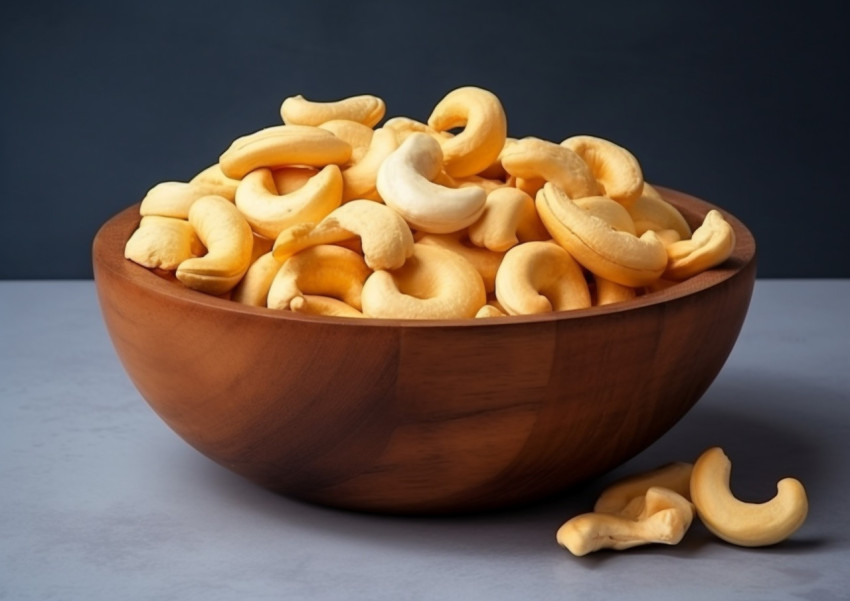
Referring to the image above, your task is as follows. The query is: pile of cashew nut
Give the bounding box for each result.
[556,447,808,555]
[124,86,737,319]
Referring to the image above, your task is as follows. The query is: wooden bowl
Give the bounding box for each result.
[93,187,756,515]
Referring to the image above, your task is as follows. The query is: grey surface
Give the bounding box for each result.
[1,280,848,600]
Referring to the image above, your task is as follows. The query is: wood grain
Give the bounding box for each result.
[92,186,756,514]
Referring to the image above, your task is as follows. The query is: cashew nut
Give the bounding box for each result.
[594,462,694,518]
[266,244,371,311]
[426,86,507,178]
[234,165,343,239]
[361,243,486,319]
[664,210,736,280]
[271,166,320,194]
[189,163,241,200]
[175,195,254,295]
[139,181,234,220]
[557,487,694,556]
[290,294,365,318]
[280,94,386,128]
[627,183,692,239]
[501,137,600,200]
[376,133,486,234]
[561,135,644,205]
[272,200,415,271]
[382,116,452,144]
[690,447,808,547]
[475,303,507,318]
[340,127,399,202]
[318,119,375,163]
[573,195,637,235]
[231,251,281,307]
[467,187,549,252]
[536,182,668,287]
[494,240,591,315]
[594,276,637,306]
[124,215,205,271]
[416,231,504,293]
[219,125,352,180]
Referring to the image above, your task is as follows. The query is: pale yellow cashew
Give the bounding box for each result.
[654,229,684,247]
[175,195,253,295]
[594,462,694,519]
[468,187,548,252]
[426,86,508,178]
[536,183,667,287]
[230,252,280,306]
[416,231,504,293]
[494,240,591,315]
[627,183,692,239]
[691,447,808,547]
[376,133,486,234]
[234,165,343,239]
[290,294,365,318]
[124,216,204,271]
[266,244,371,311]
[475,303,507,318]
[501,137,600,200]
[455,175,507,194]
[664,210,736,280]
[272,166,320,194]
[573,196,637,235]
[382,116,452,143]
[272,200,415,271]
[219,125,352,180]
[361,243,486,320]
[561,135,644,206]
[189,163,241,200]
[340,127,399,202]
[557,487,694,556]
[280,94,386,128]
[594,276,637,306]
[139,181,235,220]
[318,119,375,163]
[514,176,546,199]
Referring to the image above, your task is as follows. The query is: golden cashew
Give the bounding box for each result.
[627,183,692,239]
[290,294,365,318]
[494,240,591,315]
[231,251,281,307]
[475,303,507,318]
[266,244,371,311]
[690,447,808,547]
[501,137,600,200]
[416,231,504,293]
[561,135,644,205]
[139,181,235,220]
[272,200,414,271]
[318,119,375,163]
[426,86,508,178]
[271,166,320,194]
[280,94,386,128]
[664,210,736,280]
[536,183,668,287]
[455,175,507,194]
[468,187,548,252]
[234,165,342,239]
[382,116,452,144]
[189,163,241,200]
[124,215,204,271]
[594,276,637,306]
[376,133,486,234]
[557,487,694,556]
[514,176,546,199]
[594,462,694,518]
[219,125,352,180]
[361,243,486,319]
[340,127,399,202]
[573,195,636,235]
[175,195,254,295]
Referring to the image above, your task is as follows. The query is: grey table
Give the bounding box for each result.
[2,280,848,601]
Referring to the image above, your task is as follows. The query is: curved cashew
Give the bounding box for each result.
[627,183,692,239]
[382,116,452,144]
[230,252,280,306]
[318,119,375,163]
[574,196,636,235]
[376,133,486,234]
[455,175,507,194]
[494,240,591,315]
[175,195,254,295]
[594,276,637,306]
[475,303,507,318]
[426,86,507,178]
[219,125,352,180]
[416,231,504,293]
[501,137,600,200]
[280,94,386,128]
[234,165,342,239]
[664,210,736,280]
[514,176,546,199]
[557,487,694,556]
[271,166,320,194]
[561,135,644,205]
[272,200,414,270]
[340,127,399,202]
[594,462,694,518]
[536,183,668,287]
[266,244,370,311]
[125,215,204,271]
[139,181,235,220]
[189,163,241,200]
[290,294,365,318]
[361,243,486,320]
[690,447,808,547]
[468,187,548,252]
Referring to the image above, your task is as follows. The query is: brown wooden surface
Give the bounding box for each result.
[92,187,756,514]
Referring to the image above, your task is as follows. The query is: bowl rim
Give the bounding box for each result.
[93,185,756,329]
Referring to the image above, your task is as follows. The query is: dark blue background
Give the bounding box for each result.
[2,1,847,278]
